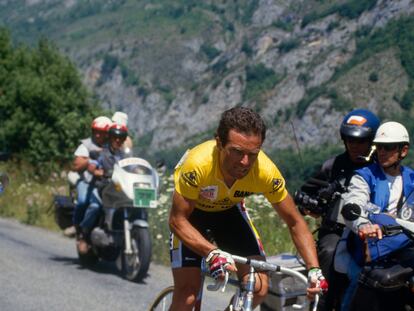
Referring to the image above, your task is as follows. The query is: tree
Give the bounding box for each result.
[0,29,104,171]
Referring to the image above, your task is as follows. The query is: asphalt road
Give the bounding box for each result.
[0,218,233,311]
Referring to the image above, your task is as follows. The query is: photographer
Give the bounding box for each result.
[295,109,380,311]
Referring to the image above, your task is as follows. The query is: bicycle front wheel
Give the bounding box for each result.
[147,286,174,311]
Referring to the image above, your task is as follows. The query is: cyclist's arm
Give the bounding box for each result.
[272,193,319,270]
[168,191,217,257]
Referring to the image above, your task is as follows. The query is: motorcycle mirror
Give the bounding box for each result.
[341,203,362,221]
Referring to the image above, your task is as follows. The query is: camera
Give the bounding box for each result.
[294,181,343,216]
[294,190,325,215]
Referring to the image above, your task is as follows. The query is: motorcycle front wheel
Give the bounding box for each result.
[122,226,152,282]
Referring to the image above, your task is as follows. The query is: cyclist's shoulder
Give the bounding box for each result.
[177,140,217,175]
[254,150,284,180]
[186,140,215,163]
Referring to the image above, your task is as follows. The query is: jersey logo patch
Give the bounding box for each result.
[234,190,253,198]
[182,170,198,187]
[200,186,218,200]
[271,178,284,193]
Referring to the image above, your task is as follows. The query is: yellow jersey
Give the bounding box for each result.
[174,140,288,212]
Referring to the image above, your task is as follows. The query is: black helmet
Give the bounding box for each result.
[108,124,128,140]
[340,109,380,140]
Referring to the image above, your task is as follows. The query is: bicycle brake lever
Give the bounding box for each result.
[292,292,319,310]
[206,271,229,292]
[312,294,319,311]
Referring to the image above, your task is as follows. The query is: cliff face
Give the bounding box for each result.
[3,0,414,156]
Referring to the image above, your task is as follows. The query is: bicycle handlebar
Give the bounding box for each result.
[206,254,319,311]
[232,255,308,284]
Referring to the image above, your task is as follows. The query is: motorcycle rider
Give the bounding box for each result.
[296,109,380,310]
[78,123,130,246]
[89,123,129,178]
[111,111,133,154]
[336,121,414,311]
[70,116,112,248]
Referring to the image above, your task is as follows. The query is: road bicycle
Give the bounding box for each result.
[147,253,317,311]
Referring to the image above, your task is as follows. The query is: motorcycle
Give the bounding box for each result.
[55,157,159,282]
[339,203,414,311]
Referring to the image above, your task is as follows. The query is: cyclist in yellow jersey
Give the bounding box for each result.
[169,107,327,311]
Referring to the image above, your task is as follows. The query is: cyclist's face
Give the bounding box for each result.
[217,129,262,181]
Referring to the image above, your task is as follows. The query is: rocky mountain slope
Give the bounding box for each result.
[2,0,414,162]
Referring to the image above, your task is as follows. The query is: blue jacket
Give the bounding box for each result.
[348,164,414,265]
[357,164,414,211]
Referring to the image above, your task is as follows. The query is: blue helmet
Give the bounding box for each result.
[340,109,380,140]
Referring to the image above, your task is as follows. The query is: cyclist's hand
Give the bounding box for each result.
[206,249,237,280]
[307,268,328,299]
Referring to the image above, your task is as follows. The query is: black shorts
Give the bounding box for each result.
[170,202,265,268]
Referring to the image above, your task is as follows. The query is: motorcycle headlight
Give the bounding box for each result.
[134,182,151,189]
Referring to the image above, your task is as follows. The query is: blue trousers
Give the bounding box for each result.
[72,180,102,231]
[72,180,91,225]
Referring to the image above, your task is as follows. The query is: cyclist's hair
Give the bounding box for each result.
[215,106,266,146]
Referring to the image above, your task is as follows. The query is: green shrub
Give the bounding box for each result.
[400,86,414,110]
[328,89,352,111]
[272,19,294,32]
[200,43,220,61]
[278,38,300,54]
[241,38,253,57]
[369,72,379,82]
[120,63,140,86]
[211,59,228,74]
[301,0,377,28]
[241,0,259,25]
[327,21,340,32]
[296,86,327,118]
[337,0,377,19]
[244,64,283,101]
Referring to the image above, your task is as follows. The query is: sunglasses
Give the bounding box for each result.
[344,137,370,144]
[375,144,399,151]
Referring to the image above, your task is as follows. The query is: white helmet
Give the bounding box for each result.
[91,116,112,131]
[112,111,128,127]
[373,121,410,144]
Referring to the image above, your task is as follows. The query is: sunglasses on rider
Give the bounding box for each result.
[344,137,371,144]
[375,144,399,151]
